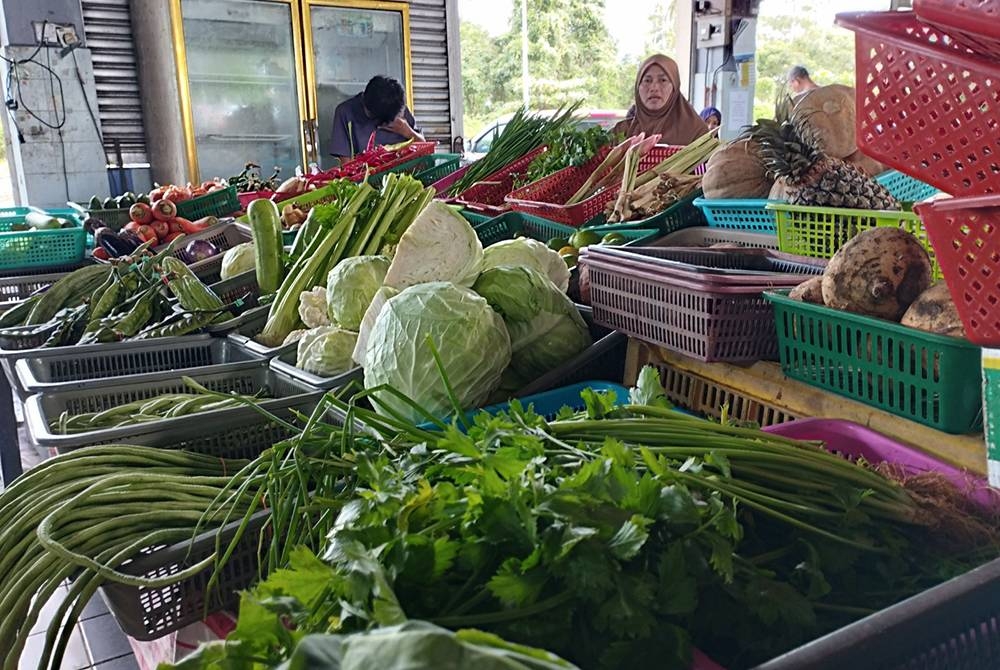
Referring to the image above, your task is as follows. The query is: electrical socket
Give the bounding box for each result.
[32,22,77,47]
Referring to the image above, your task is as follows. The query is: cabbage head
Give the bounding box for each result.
[473,267,591,381]
[364,282,510,423]
[297,326,358,377]
[383,201,483,290]
[326,255,390,330]
[481,238,570,293]
[220,242,255,280]
[352,285,398,366]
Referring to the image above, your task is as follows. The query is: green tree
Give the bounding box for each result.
[644,0,676,57]
[753,10,855,120]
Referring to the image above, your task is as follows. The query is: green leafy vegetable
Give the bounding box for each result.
[326,255,390,330]
[522,125,611,185]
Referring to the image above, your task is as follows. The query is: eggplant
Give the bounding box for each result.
[84,217,107,236]
[95,228,140,258]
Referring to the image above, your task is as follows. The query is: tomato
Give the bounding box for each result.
[151,219,170,239]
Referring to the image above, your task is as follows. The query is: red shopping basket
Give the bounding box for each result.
[436,146,546,216]
[913,0,1000,61]
[916,194,1000,346]
[505,144,692,227]
[835,12,1000,196]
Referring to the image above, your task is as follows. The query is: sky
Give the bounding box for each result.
[457,0,889,60]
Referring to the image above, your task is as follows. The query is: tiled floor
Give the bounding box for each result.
[12,413,139,670]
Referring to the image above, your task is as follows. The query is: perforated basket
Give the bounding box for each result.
[67,201,131,229]
[0,217,86,271]
[767,202,941,277]
[175,186,241,220]
[154,221,251,266]
[694,198,780,233]
[835,12,1000,196]
[14,335,263,393]
[655,227,779,250]
[226,307,291,359]
[205,269,266,334]
[589,189,706,233]
[414,153,461,186]
[24,363,322,451]
[269,350,363,391]
[505,145,695,227]
[765,289,982,434]
[913,0,1000,61]
[916,194,1000,346]
[0,263,96,307]
[450,146,547,212]
[581,247,823,362]
[875,171,941,203]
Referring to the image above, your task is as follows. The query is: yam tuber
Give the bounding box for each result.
[900,281,966,338]
[789,276,825,304]
[821,228,932,321]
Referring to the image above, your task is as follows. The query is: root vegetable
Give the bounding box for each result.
[702,139,773,199]
[900,282,966,338]
[789,276,825,304]
[794,84,856,159]
[821,228,932,321]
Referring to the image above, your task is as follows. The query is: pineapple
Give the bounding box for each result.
[748,111,897,210]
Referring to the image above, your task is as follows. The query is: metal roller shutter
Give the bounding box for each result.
[408,0,459,144]
[81,0,147,165]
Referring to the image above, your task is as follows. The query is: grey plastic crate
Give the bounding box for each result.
[655,226,780,249]
[226,307,293,358]
[515,331,627,397]
[24,363,322,452]
[269,347,365,391]
[14,335,263,393]
[205,270,266,334]
[155,222,250,265]
[0,261,97,308]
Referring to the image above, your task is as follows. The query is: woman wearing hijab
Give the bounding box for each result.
[700,106,722,131]
[614,54,709,145]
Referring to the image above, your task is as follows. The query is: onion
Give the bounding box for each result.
[184,239,220,263]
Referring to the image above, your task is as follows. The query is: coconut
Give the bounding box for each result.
[821,228,933,321]
[900,281,966,338]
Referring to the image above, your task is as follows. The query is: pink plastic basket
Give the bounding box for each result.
[764,419,997,509]
[913,0,1000,61]
[835,12,1000,196]
[916,194,1000,346]
[581,246,822,362]
[506,145,699,227]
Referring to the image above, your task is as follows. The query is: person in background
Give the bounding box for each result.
[786,65,819,96]
[613,54,709,145]
[700,106,722,131]
[329,75,424,161]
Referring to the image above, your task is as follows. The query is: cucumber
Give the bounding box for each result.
[247,199,284,294]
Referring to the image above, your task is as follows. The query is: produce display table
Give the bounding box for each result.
[0,368,22,485]
[625,339,987,476]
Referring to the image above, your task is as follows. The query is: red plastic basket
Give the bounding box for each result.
[913,0,1000,61]
[580,246,822,363]
[447,146,547,214]
[836,12,1000,196]
[506,145,693,227]
[916,194,1000,346]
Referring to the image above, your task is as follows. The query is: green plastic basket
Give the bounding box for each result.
[473,212,657,248]
[459,209,493,227]
[67,202,131,229]
[586,189,706,233]
[766,289,982,434]
[0,217,86,271]
[415,154,461,186]
[176,186,241,220]
[767,202,941,278]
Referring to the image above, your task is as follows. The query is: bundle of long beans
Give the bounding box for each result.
[449,104,580,195]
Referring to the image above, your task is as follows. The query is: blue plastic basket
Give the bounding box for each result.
[423,381,630,430]
[876,170,940,202]
[693,198,780,233]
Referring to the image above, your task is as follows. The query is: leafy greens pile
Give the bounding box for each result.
[174,369,998,670]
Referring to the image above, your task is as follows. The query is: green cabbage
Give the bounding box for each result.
[363,282,510,422]
[473,266,591,381]
[297,325,358,377]
[352,285,398,366]
[481,238,571,293]
[383,201,483,290]
[326,255,390,330]
[220,242,256,280]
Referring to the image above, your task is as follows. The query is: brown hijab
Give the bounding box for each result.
[614,54,709,145]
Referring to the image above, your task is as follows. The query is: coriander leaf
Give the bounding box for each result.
[607,514,652,560]
[488,560,548,606]
[629,366,672,408]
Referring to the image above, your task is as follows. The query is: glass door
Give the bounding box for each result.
[174,0,308,181]
[302,0,412,169]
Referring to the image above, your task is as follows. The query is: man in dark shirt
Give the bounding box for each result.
[329,75,424,161]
